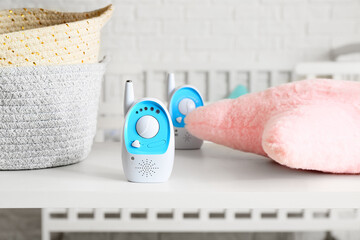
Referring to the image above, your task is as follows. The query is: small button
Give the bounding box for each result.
[136,115,159,139]
[131,140,140,148]
[178,98,196,115]
[147,140,166,148]
[176,117,182,123]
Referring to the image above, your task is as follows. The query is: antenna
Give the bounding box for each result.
[124,80,134,116]
[167,72,175,100]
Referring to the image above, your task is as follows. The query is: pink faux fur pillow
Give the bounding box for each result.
[185,79,360,173]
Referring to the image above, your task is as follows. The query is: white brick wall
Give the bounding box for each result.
[1,0,360,73]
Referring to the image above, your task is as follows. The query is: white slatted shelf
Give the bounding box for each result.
[41,207,360,240]
[1,142,360,209]
[24,62,360,239]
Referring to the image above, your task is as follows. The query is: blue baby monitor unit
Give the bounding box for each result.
[167,73,204,149]
[122,80,174,183]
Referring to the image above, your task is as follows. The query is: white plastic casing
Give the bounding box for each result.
[122,98,175,183]
[173,126,203,150]
[168,85,204,150]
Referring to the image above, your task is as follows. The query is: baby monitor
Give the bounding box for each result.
[122,80,174,183]
[167,73,204,149]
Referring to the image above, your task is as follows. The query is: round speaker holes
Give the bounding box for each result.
[156,110,160,114]
[140,108,143,112]
[144,107,148,110]
[135,159,159,177]
[150,107,154,111]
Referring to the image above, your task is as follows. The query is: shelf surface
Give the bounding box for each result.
[1,142,360,208]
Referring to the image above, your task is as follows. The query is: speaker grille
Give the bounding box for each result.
[135,159,159,177]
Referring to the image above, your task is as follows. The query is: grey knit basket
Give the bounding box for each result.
[0,60,106,170]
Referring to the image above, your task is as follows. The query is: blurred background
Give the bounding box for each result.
[1,0,360,239]
[2,0,360,72]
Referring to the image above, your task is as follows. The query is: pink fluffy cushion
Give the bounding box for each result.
[185,79,360,173]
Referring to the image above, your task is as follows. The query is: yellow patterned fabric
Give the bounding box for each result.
[0,5,112,67]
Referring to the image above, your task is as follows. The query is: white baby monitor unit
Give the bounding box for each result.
[167,73,204,149]
[122,80,174,183]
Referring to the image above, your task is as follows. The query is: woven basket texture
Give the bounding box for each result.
[0,61,106,169]
[0,5,112,67]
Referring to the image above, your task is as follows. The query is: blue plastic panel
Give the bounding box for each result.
[169,87,204,128]
[124,100,171,155]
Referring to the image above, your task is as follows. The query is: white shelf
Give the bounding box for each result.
[1,142,360,208]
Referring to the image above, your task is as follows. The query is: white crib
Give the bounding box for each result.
[96,61,360,141]
[40,61,360,240]
[295,61,360,81]
[96,63,294,142]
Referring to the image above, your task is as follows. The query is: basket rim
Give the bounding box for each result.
[0,57,107,75]
[0,5,113,36]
